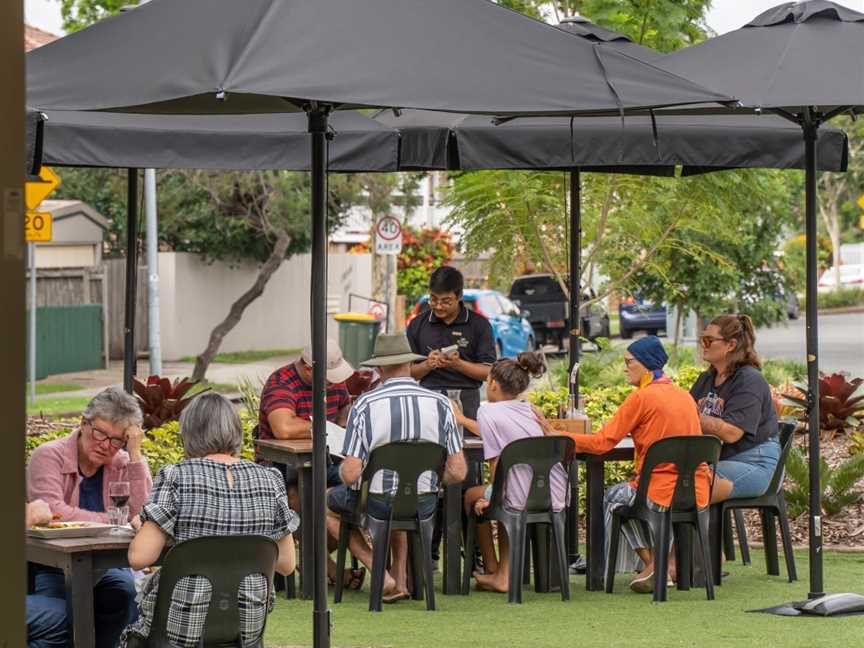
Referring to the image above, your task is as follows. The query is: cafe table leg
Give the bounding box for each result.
[442,483,462,595]
[65,552,95,648]
[298,463,315,600]
[585,458,605,592]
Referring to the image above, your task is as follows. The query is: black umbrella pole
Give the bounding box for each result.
[123,168,139,394]
[803,120,824,599]
[309,107,331,648]
[566,169,582,563]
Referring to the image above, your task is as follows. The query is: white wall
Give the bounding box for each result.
[158,252,372,360]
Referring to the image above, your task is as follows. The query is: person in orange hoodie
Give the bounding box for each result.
[560,336,710,593]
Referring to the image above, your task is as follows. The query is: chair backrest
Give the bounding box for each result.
[359,441,446,521]
[490,436,574,514]
[634,435,721,513]
[147,535,278,648]
[768,421,797,495]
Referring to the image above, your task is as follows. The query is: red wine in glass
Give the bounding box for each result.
[110,494,130,508]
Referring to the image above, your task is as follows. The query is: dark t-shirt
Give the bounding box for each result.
[690,365,778,460]
[406,303,497,390]
[78,466,105,513]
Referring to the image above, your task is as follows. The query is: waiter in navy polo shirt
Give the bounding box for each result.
[407,266,496,419]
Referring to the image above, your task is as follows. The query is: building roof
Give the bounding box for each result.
[25,25,59,52]
[40,199,109,230]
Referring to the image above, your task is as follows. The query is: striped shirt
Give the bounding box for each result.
[341,377,462,495]
[258,363,350,442]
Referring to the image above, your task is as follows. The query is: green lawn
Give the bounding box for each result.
[33,382,84,395]
[180,348,302,364]
[265,550,864,648]
[189,382,239,395]
[27,396,91,417]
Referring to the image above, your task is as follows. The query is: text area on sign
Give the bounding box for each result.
[25,211,53,242]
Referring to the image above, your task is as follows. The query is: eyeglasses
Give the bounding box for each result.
[700,335,727,349]
[85,422,125,449]
[429,296,458,308]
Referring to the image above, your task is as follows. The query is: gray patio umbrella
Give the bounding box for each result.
[660,0,864,601]
[556,15,663,61]
[25,2,733,641]
[25,109,44,179]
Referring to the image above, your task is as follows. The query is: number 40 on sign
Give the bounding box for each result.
[375,216,402,255]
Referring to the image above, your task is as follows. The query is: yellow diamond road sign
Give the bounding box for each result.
[25,166,61,211]
[26,211,53,242]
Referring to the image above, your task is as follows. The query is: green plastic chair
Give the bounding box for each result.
[128,535,278,648]
[605,435,721,602]
[333,440,446,612]
[462,435,575,604]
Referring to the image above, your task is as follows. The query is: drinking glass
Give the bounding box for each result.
[108,480,130,535]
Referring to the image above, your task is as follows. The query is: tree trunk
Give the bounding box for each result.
[672,302,684,356]
[191,231,292,382]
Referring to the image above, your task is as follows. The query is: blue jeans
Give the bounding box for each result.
[716,439,781,499]
[327,485,438,521]
[27,595,67,648]
[32,567,138,648]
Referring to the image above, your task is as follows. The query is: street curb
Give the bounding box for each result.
[816,306,864,316]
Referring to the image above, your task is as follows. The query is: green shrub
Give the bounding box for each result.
[525,388,569,419]
[801,287,864,311]
[762,358,807,387]
[784,446,864,517]
[25,428,72,462]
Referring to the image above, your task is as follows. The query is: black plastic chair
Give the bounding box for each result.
[127,535,278,648]
[462,435,574,604]
[710,422,798,585]
[333,441,446,612]
[605,435,721,603]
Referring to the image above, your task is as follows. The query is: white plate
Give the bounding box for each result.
[28,521,115,539]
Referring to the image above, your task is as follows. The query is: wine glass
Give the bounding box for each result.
[108,480,130,535]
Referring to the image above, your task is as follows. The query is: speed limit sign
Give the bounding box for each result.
[375,216,402,255]
[25,210,53,242]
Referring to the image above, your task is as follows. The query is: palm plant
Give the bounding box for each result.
[785,446,864,517]
[781,373,864,435]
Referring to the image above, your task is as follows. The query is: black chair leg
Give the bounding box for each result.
[367,516,392,612]
[674,523,692,591]
[462,515,477,595]
[532,524,551,593]
[551,512,570,601]
[760,510,780,576]
[522,532,531,586]
[605,513,622,594]
[651,512,671,603]
[695,509,715,601]
[333,519,351,604]
[419,514,437,611]
[409,531,424,600]
[723,508,736,561]
[709,504,724,587]
[776,499,798,583]
[734,509,751,566]
[503,515,526,604]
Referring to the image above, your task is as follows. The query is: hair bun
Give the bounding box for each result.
[515,352,546,379]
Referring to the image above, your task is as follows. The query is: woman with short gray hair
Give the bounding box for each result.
[122,392,298,648]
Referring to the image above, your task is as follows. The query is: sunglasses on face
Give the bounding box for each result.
[85,421,125,449]
[700,335,727,349]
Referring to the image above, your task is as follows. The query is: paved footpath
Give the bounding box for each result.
[37,354,299,399]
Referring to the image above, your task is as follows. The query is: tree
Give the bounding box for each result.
[59,0,129,32]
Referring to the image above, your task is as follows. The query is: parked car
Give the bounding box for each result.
[408,289,535,359]
[618,296,667,339]
[508,273,610,351]
[818,264,864,292]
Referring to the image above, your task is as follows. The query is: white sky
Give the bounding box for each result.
[23,0,864,39]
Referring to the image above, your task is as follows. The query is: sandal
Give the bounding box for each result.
[382,590,410,604]
[328,568,366,590]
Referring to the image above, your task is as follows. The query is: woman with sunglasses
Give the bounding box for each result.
[691,314,780,503]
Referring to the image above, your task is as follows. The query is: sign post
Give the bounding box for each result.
[24,166,60,402]
[374,217,402,332]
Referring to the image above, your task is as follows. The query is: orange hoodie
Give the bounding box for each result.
[563,378,711,508]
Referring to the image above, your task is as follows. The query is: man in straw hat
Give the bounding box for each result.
[326,333,467,602]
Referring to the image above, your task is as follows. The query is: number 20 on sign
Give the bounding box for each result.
[26,211,53,242]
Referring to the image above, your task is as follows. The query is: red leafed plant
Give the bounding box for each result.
[133,375,205,430]
[781,373,864,435]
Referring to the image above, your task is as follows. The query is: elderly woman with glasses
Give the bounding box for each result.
[691,314,780,503]
[27,387,151,648]
[121,392,297,648]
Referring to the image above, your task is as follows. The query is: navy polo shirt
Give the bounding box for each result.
[406,303,496,390]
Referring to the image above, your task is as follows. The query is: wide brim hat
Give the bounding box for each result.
[360,333,427,367]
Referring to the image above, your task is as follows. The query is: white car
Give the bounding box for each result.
[818,264,864,292]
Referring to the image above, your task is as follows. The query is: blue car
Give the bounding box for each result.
[618,296,667,339]
[409,289,536,359]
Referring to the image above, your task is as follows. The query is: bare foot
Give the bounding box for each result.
[474,570,508,593]
[382,572,398,596]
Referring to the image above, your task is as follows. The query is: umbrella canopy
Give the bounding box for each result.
[26,0,733,116]
[25,109,44,178]
[37,110,398,172]
[659,0,864,114]
[659,0,864,601]
[556,15,662,61]
[377,109,848,172]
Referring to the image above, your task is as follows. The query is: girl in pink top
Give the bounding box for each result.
[453,352,566,593]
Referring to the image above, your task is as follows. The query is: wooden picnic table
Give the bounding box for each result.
[27,533,139,648]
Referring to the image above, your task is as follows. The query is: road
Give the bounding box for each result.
[756,311,864,376]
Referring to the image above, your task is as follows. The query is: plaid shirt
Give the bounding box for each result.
[120,459,298,648]
[258,363,350,441]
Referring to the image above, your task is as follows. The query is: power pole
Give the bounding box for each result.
[144,168,162,375]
